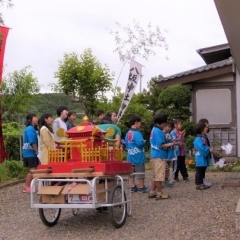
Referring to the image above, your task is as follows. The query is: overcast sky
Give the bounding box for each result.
[1,0,227,94]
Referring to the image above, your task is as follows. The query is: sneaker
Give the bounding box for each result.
[22,187,31,193]
[183,177,189,181]
[164,179,174,187]
[138,186,150,193]
[196,184,208,190]
[174,178,179,182]
[131,185,138,193]
[203,179,212,187]
[148,192,157,198]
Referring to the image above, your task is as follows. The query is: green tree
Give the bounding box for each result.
[1,66,41,118]
[158,84,192,120]
[52,49,114,118]
[0,0,13,25]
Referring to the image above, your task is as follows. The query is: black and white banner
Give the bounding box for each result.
[117,59,143,123]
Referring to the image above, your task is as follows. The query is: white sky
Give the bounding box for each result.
[1,0,227,94]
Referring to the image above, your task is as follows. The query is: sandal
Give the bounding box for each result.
[196,184,208,190]
[155,193,170,200]
[148,192,157,198]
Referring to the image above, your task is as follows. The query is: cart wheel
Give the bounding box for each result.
[38,197,61,227]
[72,208,79,216]
[108,185,127,228]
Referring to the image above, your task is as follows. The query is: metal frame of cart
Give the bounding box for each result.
[30,175,132,228]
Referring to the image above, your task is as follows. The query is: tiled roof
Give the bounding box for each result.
[156,58,233,83]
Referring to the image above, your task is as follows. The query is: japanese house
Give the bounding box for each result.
[154,43,239,158]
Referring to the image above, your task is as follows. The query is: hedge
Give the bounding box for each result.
[2,122,22,160]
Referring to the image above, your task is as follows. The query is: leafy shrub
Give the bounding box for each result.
[0,160,28,182]
[0,163,11,182]
[232,166,240,172]
[2,122,22,160]
[185,135,195,151]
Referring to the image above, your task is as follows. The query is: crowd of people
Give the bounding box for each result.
[21,107,214,198]
[125,113,214,200]
[21,107,121,193]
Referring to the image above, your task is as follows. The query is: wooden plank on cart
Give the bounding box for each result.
[30,168,52,174]
[71,168,94,173]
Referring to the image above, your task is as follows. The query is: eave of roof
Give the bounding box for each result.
[155,57,233,83]
[197,43,231,64]
[196,43,229,55]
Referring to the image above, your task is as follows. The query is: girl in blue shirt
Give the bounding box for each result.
[194,121,213,190]
[198,118,214,187]
[22,113,39,193]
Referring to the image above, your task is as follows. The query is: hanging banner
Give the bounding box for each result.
[0,26,9,81]
[117,59,143,123]
[0,26,10,162]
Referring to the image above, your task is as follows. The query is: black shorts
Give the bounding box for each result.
[23,157,39,168]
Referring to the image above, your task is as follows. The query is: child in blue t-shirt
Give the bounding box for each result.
[22,113,39,193]
[148,113,178,200]
[194,121,213,190]
[170,119,189,181]
[125,115,149,193]
[163,121,178,187]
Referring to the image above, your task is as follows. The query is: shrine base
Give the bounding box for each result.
[37,161,133,175]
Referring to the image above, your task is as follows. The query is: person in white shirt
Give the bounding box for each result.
[52,106,69,142]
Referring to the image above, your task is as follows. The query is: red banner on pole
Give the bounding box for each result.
[0,26,10,162]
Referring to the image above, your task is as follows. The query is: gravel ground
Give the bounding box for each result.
[1,171,240,240]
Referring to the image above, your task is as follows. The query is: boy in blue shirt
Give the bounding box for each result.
[125,115,149,193]
[148,113,178,200]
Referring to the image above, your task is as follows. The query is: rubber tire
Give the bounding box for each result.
[108,185,127,228]
[38,196,61,227]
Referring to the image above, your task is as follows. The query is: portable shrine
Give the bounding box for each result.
[37,116,132,175]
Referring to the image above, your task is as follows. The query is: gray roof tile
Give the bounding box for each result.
[156,58,233,82]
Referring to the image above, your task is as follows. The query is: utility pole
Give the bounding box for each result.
[139,74,143,93]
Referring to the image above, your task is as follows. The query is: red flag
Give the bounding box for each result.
[0,26,10,162]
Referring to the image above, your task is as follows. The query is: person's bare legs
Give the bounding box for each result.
[165,162,171,180]
[138,178,144,188]
[155,181,163,193]
[151,181,156,192]
[24,167,36,187]
[129,177,136,188]
[150,181,162,193]
[165,169,170,180]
